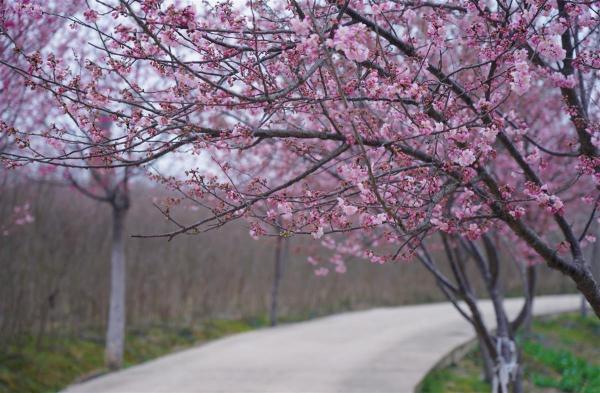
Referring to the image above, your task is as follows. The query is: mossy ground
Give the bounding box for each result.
[419,312,600,393]
[0,314,302,393]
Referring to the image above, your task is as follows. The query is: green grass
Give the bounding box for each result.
[524,341,600,393]
[418,350,491,393]
[0,316,280,393]
[418,313,600,393]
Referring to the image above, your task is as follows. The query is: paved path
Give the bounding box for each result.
[63,295,579,393]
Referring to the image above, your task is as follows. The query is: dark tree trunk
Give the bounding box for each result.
[270,236,287,327]
[35,289,58,350]
[581,295,589,318]
[582,225,600,317]
[478,334,494,383]
[511,265,537,335]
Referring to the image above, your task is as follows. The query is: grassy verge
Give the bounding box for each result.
[418,312,600,393]
[0,315,305,393]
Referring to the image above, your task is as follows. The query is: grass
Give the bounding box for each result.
[418,350,493,393]
[418,312,600,393]
[0,315,302,393]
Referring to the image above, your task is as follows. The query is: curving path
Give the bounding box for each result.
[63,294,579,393]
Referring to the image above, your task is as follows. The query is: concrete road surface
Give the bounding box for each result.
[63,294,580,393]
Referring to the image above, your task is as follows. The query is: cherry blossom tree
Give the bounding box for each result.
[7,0,591,310]
[2,1,599,390]
[0,0,79,235]
[0,1,136,369]
[65,115,133,370]
[2,0,599,300]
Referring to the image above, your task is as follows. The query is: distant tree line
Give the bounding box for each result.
[0,181,577,346]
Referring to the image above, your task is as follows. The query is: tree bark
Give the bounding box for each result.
[478,334,494,384]
[582,224,600,317]
[105,204,128,370]
[511,265,536,335]
[581,295,589,318]
[269,236,286,327]
[489,296,522,393]
[443,237,524,393]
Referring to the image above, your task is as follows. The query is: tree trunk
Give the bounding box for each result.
[511,265,536,336]
[490,336,521,393]
[582,224,600,317]
[484,242,522,393]
[581,295,589,317]
[487,285,521,392]
[478,334,494,383]
[269,236,286,327]
[458,237,523,392]
[105,205,127,370]
[35,289,58,350]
